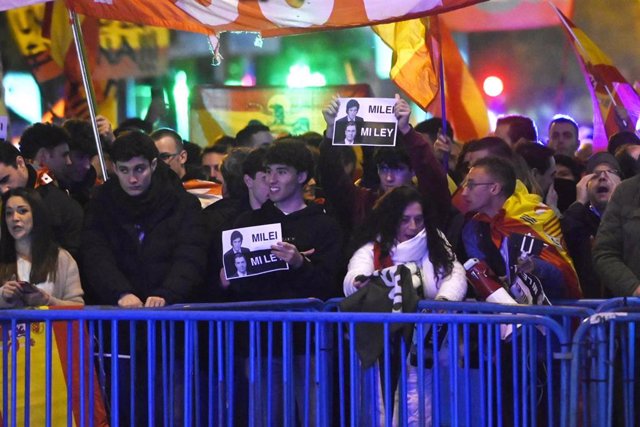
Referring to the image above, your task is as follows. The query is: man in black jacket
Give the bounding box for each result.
[81,131,207,307]
[224,139,342,301]
[0,140,83,258]
[223,139,342,424]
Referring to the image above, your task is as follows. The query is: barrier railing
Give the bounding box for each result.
[569,311,640,427]
[0,305,572,427]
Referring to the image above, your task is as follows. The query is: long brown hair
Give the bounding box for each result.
[0,188,59,283]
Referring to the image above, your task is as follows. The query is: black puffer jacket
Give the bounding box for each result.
[81,163,207,305]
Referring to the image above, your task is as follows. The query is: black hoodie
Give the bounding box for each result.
[227,200,343,302]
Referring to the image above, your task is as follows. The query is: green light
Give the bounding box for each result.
[173,70,189,139]
[374,35,392,80]
[286,64,326,88]
[224,79,242,86]
[4,72,42,123]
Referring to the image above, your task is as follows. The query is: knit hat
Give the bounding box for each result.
[586,151,620,174]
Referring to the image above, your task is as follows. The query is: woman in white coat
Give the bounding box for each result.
[0,188,83,308]
[344,185,466,426]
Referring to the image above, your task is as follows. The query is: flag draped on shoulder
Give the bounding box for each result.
[552,4,640,151]
[474,181,582,299]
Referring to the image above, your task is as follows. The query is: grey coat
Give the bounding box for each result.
[593,175,640,296]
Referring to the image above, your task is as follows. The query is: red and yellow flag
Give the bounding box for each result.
[0,307,108,426]
[553,5,640,151]
[428,19,490,141]
[475,182,582,299]
[373,18,439,110]
[374,17,489,141]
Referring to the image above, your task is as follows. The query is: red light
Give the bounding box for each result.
[483,76,504,97]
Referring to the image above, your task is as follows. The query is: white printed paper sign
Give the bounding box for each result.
[222,223,289,280]
[332,97,397,147]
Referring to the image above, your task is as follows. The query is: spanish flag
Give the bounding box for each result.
[552,5,640,151]
[427,19,490,142]
[475,182,582,299]
[0,307,108,426]
[373,17,489,141]
[373,17,440,110]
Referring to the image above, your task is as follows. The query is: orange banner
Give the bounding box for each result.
[65,0,485,36]
[442,0,574,32]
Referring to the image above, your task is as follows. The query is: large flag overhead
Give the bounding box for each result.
[64,0,486,37]
[442,0,574,31]
[553,5,640,151]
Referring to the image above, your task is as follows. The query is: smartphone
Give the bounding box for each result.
[18,281,39,294]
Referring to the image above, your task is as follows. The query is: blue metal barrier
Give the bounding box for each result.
[569,311,640,427]
[592,297,640,313]
[0,306,571,427]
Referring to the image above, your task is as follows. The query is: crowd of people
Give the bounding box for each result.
[1,94,639,309]
[1,94,639,423]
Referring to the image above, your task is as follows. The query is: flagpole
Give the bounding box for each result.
[68,8,109,181]
[435,16,449,173]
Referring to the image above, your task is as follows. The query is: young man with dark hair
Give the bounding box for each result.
[514,141,557,209]
[495,114,538,146]
[547,114,580,157]
[224,139,342,301]
[201,144,228,184]
[235,123,273,148]
[19,122,72,180]
[60,119,102,207]
[223,139,342,424]
[81,131,207,307]
[0,141,83,257]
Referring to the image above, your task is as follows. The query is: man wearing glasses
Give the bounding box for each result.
[461,156,581,300]
[151,128,222,208]
[151,128,191,181]
[563,152,621,298]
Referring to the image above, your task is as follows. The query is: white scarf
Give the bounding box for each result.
[390,229,427,264]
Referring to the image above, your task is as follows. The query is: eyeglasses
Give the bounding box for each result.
[591,169,620,178]
[158,152,180,161]
[461,181,495,190]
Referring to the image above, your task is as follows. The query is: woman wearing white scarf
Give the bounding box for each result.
[343,186,466,426]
